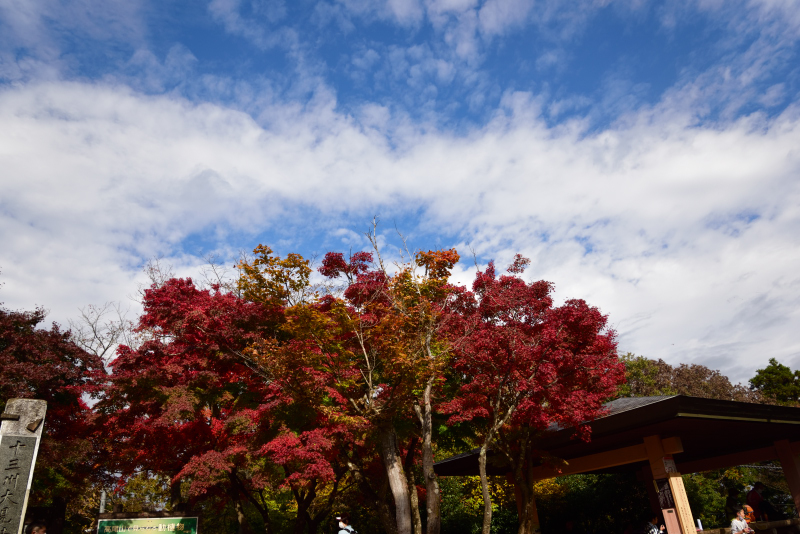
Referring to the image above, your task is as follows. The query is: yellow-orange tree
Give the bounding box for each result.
[240,241,464,534]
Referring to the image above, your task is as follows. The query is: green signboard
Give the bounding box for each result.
[97,517,198,534]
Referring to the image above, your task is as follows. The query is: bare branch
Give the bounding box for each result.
[69,301,136,362]
[199,253,237,293]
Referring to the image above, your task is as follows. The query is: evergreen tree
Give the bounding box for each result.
[749,358,800,405]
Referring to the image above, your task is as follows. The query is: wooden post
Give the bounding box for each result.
[0,399,47,534]
[667,475,697,534]
[774,440,800,514]
[643,435,696,534]
[641,466,662,516]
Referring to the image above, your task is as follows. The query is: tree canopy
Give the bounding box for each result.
[749,358,800,405]
[618,353,763,403]
[0,303,105,520]
[2,242,792,534]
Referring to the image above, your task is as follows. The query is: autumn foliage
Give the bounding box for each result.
[441,256,623,534]
[0,303,105,520]
[0,240,626,534]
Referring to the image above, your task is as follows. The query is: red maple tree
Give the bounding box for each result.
[0,303,105,510]
[97,278,285,533]
[441,256,625,534]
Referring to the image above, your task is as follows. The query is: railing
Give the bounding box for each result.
[699,517,800,534]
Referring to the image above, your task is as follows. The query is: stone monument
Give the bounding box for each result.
[0,399,47,534]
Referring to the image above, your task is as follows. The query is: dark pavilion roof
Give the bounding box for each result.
[433,395,800,477]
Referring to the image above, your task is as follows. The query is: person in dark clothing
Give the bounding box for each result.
[645,515,665,534]
[747,482,767,520]
[725,487,742,521]
[747,482,787,521]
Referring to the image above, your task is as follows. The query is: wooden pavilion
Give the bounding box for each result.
[433,396,800,534]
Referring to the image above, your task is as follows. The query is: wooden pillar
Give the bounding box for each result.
[774,440,800,514]
[641,466,662,516]
[643,435,696,534]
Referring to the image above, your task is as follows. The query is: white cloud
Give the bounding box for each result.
[116,45,198,93]
[478,0,534,37]
[2,80,800,383]
[387,0,426,24]
[209,0,299,50]
[312,0,424,29]
[0,0,145,48]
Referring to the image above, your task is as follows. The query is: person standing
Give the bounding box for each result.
[725,488,741,521]
[747,482,767,521]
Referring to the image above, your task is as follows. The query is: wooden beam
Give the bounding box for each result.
[662,436,683,454]
[530,437,683,480]
[677,445,779,474]
[644,435,669,478]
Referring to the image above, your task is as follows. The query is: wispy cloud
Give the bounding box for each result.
[208,0,298,50]
[0,0,146,81]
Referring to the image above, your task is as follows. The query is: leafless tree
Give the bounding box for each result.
[199,253,238,293]
[68,301,136,362]
[139,258,175,293]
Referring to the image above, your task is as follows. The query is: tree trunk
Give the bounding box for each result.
[403,436,422,534]
[235,500,247,534]
[170,477,182,510]
[515,480,538,534]
[478,442,492,534]
[229,491,248,534]
[292,485,315,534]
[420,379,441,534]
[229,471,273,534]
[348,459,398,534]
[407,462,423,534]
[381,429,413,534]
[510,446,538,534]
[308,467,345,534]
[377,495,399,534]
[307,511,326,534]
[355,480,397,534]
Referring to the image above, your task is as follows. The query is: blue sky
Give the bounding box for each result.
[2,0,800,382]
